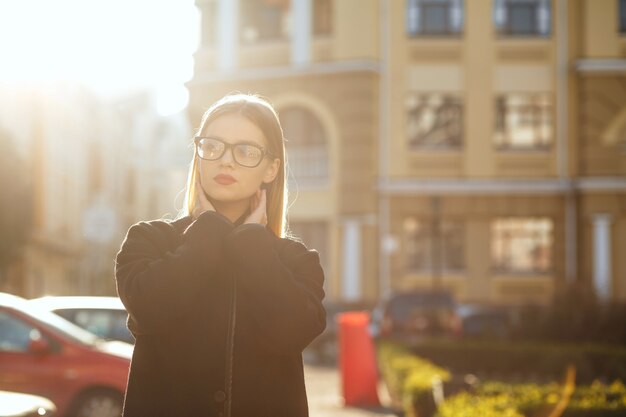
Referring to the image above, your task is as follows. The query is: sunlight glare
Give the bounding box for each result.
[156,84,190,116]
[0,0,199,103]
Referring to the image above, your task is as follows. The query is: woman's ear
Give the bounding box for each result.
[262,158,281,185]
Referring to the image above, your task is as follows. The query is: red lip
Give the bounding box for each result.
[213,174,237,185]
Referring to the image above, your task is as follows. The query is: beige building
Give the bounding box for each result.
[0,85,191,298]
[189,0,626,305]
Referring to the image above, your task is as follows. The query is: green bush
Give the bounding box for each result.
[564,380,626,416]
[410,339,626,384]
[436,379,626,417]
[378,339,626,416]
[376,340,451,414]
[436,391,526,417]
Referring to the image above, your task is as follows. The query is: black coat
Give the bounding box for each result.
[114,210,326,417]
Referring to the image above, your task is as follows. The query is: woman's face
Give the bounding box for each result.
[197,113,280,205]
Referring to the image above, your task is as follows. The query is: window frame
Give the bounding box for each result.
[406,93,464,151]
[239,0,291,44]
[403,217,466,275]
[494,93,553,151]
[406,0,464,37]
[313,0,333,37]
[280,106,329,186]
[490,217,554,275]
[620,0,626,34]
[493,0,551,38]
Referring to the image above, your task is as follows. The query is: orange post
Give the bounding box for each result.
[337,311,380,407]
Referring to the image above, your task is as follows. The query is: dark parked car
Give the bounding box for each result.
[0,292,131,417]
[0,390,56,416]
[455,303,512,340]
[370,290,460,341]
[28,296,133,344]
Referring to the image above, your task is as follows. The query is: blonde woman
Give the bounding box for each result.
[115,94,326,417]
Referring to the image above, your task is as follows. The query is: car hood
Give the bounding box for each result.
[96,340,134,360]
[0,390,56,416]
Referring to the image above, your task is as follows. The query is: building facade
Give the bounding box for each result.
[0,85,191,297]
[188,0,626,305]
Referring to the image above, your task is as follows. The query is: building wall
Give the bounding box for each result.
[0,85,190,298]
[189,0,626,305]
[575,0,626,302]
[389,194,563,305]
[388,0,557,179]
[582,0,623,58]
[578,75,626,176]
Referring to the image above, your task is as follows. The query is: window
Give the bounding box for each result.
[314,0,333,36]
[280,107,328,184]
[0,311,39,353]
[619,0,626,34]
[59,309,130,343]
[407,0,464,36]
[494,93,552,150]
[491,218,553,273]
[240,0,291,43]
[407,94,463,149]
[494,0,551,37]
[403,217,465,273]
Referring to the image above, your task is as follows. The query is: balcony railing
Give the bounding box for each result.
[286,146,329,186]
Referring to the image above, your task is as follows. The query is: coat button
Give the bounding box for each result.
[214,390,227,403]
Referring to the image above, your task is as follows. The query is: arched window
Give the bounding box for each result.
[280,107,329,185]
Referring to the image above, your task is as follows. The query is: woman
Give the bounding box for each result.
[115,94,326,417]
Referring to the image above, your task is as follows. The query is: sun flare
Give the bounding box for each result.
[0,0,199,112]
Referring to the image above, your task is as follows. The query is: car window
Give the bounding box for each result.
[388,293,454,318]
[17,306,98,346]
[53,308,132,343]
[0,311,39,352]
[74,310,111,338]
[110,311,133,343]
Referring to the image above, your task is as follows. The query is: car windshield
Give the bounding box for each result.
[17,304,99,346]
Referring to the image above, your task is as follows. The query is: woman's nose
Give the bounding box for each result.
[219,147,236,166]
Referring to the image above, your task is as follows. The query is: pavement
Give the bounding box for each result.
[304,362,399,417]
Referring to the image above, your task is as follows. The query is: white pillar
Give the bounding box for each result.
[592,214,612,302]
[342,219,361,301]
[291,0,311,66]
[218,0,238,70]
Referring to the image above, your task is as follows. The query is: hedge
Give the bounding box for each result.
[436,380,626,417]
[377,339,626,417]
[376,340,451,415]
[409,338,626,384]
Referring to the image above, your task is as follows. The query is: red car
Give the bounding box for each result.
[0,292,131,417]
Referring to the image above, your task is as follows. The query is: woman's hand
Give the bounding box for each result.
[192,178,216,219]
[244,189,267,226]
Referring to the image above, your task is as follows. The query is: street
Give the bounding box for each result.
[304,362,397,417]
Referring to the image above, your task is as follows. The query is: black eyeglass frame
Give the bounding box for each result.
[194,136,275,168]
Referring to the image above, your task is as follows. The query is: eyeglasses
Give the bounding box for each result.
[194,137,274,168]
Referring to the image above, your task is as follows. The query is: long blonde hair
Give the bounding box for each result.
[182,94,287,237]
